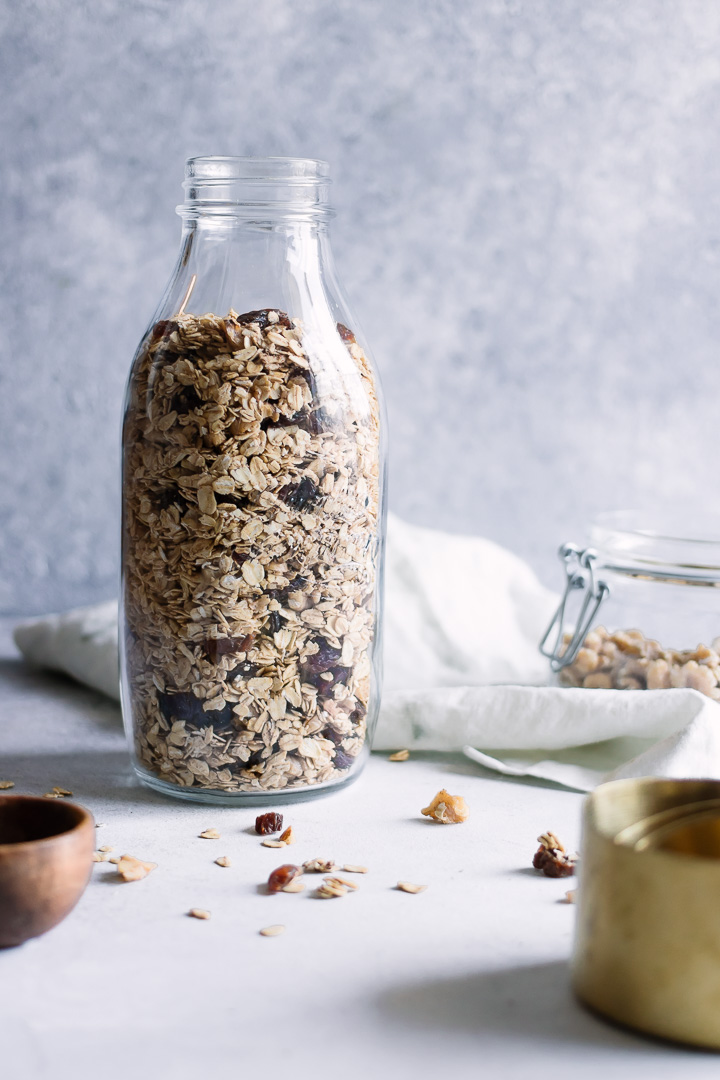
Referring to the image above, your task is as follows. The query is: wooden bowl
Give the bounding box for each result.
[0,795,95,947]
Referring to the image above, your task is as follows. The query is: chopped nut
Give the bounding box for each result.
[215,855,231,867]
[267,864,302,893]
[421,789,469,824]
[259,924,285,936]
[388,749,410,761]
[199,828,220,839]
[303,858,338,873]
[397,881,427,894]
[115,854,157,882]
[255,812,283,835]
[0,781,15,790]
[533,832,577,878]
[188,908,211,920]
[341,864,368,874]
[279,826,295,845]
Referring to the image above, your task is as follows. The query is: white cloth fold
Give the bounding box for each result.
[12,514,720,792]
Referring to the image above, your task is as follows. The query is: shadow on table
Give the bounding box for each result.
[0,749,172,809]
[379,960,712,1056]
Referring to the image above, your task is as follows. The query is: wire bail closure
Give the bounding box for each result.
[539,544,610,672]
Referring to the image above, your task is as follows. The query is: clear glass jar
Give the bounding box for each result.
[541,511,720,699]
[120,157,386,804]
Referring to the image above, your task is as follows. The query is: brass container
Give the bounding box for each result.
[572,777,720,1049]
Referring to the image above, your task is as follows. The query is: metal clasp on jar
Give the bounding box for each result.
[539,544,610,672]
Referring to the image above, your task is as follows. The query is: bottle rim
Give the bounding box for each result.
[179,156,334,218]
[590,509,720,581]
[185,156,331,183]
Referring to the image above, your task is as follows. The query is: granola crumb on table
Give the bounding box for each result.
[421,789,470,824]
[122,308,381,795]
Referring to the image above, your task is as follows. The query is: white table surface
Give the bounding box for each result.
[1,621,719,1080]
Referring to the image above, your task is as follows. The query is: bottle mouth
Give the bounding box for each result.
[180,156,333,218]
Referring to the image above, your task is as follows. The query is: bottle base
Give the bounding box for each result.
[132,753,368,806]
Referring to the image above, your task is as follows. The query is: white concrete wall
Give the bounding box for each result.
[2,0,719,613]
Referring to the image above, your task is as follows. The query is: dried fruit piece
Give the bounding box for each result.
[259,924,285,936]
[303,858,338,873]
[279,826,294,845]
[397,881,427,894]
[388,749,410,761]
[0,781,15,790]
[421,789,469,824]
[341,864,368,874]
[532,833,577,878]
[267,864,302,893]
[115,855,157,882]
[188,908,211,920]
[255,812,283,835]
[215,856,231,868]
[199,828,220,839]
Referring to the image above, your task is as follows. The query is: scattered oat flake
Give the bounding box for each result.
[388,749,410,761]
[563,890,577,904]
[188,908,211,920]
[341,864,368,874]
[421,789,469,824]
[259,924,285,937]
[325,876,358,891]
[279,825,294,845]
[316,881,348,898]
[397,881,427,894]
[199,828,220,839]
[115,855,157,882]
[0,781,15,790]
[215,856,231,868]
[262,838,286,848]
[52,786,73,797]
[99,845,113,853]
[281,880,305,893]
[92,852,109,863]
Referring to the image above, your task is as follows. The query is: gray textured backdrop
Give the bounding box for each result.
[2,0,720,614]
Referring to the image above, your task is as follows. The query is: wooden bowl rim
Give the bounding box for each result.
[0,794,94,853]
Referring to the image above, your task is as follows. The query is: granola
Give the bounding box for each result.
[559,627,720,699]
[122,308,381,796]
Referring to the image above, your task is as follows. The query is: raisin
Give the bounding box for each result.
[150,319,176,342]
[277,476,318,510]
[202,636,252,663]
[266,611,283,635]
[154,486,186,513]
[322,726,344,746]
[334,750,353,770]
[228,659,257,679]
[302,641,342,676]
[234,309,292,330]
[256,812,284,835]
[171,385,202,413]
[336,322,356,344]
[157,691,235,732]
[267,864,302,893]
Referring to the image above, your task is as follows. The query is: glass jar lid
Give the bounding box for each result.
[591,510,720,584]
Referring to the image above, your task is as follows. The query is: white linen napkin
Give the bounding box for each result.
[14,513,720,792]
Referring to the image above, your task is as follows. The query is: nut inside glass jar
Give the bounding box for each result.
[542,511,720,700]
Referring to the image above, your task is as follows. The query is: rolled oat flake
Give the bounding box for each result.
[120,157,386,804]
